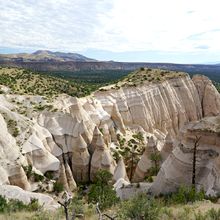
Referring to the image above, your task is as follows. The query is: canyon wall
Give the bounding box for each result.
[0,73,219,198]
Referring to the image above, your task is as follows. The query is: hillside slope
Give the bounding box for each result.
[0,67,98,97]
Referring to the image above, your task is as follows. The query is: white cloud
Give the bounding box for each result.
[0,0,220,54]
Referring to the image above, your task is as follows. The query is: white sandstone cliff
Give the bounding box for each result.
[0,71,219,203]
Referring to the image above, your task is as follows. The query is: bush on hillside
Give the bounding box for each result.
[88,170,119,210]
[119,193,161,220]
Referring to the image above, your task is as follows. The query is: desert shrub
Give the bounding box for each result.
[0,195,40,213]
[0,195,7,212]
[68,196,85,216]
[12,127,20,137]
[193,208,220,220]
[7,199,27,212]
[33,173,44,182]
[23,164,33,179]
[206,208,220,220]
[32,211,56,220]
[45,171,54,180]
[194,211,207,220]
[27,198,40,211]
[88,170,119,210]
[175,207,192,220]
[145,175,154,183]
[119,193,161,220]
[23,165,44,182]
[53,181,64,193]
[163,186,205,205]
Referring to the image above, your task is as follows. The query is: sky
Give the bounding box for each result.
[0,0,220,63]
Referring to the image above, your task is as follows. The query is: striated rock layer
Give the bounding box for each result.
[150,116,220,196]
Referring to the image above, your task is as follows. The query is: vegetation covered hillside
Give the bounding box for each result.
[0,66,219,99]
[120,67,186,85]
[99,67,187,91]
[44,69,130,84]
[0,67,100,97]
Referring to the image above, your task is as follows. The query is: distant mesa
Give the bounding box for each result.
[0,50,97,62]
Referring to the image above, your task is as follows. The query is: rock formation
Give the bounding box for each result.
[113,158,130,182]
[150,116,220,196]
[0,70,220,202]
[132,136,158,182]
[90,132,116,181]
[0,185,59,210]
[193,75,220,117]
[72,135,90,183]
[160,133,174,162]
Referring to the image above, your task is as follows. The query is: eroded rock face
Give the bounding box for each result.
[72,135,90,183]
[0,185,59,210]
[113,158,130,183]
[90,133,116,181]
[193,75,220,117]
[161,133,174,162]
[94,75,203,137]
[0,73,219,197]
[150,116,220,196]
[132,136,158,182]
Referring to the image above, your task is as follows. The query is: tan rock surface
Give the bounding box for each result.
[150,116,220,196]
[132,136,158,182]
[113,158,129,182]
[0,185,59,210]
[90,133,116,180]
[193,75,220,117]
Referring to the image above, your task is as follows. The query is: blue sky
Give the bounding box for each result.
[0,0,220,63]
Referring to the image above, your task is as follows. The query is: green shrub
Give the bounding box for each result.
[163,186,205,205]
[193,208,220,220]
[27,198,40,211]
[12,127,20,137]
[0,195,7,212]
[0,195,40,213]
[69,197,85,216]
[23,165,33,179]
[88,170,119,210]
[119,193,161,220]
[194,211,207,220]
[33,173,44,182]
[53,181,64,193]
[45,171,54,180]
[7,199,27,212]
[206,208,220,220]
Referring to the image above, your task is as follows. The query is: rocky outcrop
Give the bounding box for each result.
[0,185,59,210]
[193,75,220,117]
[161,133,174,162]
[90,133,116,181]
[150,116,220,196]
[0,71,219,198]
[72,135,90,183]
[132,137,158,182]
[94,75,203,137]
[113,158,129,182]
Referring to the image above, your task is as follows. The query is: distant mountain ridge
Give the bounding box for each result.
[0,50,96,62]
[1,50,220,82]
